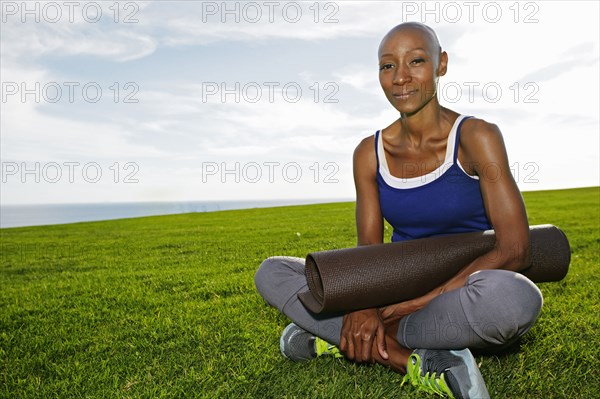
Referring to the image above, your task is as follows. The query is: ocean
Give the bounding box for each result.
[0,198,352,229]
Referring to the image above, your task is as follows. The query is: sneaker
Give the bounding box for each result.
[279,323,343,362]
[401,348,490,399]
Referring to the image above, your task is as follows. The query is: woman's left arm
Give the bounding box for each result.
[381,119,530,321]
[440,118,531,282]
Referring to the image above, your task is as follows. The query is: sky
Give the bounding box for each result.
[1,0,599,205]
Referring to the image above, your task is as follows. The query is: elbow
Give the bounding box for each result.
[512,247,531,272]
[497,240,531,272]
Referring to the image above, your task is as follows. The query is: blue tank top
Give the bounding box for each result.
[375,115,492,242]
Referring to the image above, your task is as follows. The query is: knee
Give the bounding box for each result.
[254,256,305,306]
[254,256,280,299]
[464,270,543,346]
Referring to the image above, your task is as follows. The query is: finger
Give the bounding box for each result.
[377,323,389,360]
[380,307,389,318]
[341,315,349,335]
[346,335,355,360]
[340,316,349,352]
[360,333,372,363]
[379,306,390,318]
[352,332,363,361]
[340,336,347,352]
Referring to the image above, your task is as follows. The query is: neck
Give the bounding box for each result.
[399,97,446,141]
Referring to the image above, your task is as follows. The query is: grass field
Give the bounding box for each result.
[1,187,598,398]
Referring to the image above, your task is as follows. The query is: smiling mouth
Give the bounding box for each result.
[392,90,417,99]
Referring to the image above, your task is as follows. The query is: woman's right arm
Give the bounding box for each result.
[339,136,388,363]
[353,136,384,246]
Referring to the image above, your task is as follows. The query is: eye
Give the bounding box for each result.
[410,58,425,65]
[379,63,394,71]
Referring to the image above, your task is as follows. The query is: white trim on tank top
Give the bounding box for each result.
[377,114,479,189]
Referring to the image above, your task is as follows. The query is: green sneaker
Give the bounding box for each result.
[315,335,343,358]
[279,323,343,362]
[401,348,490,399]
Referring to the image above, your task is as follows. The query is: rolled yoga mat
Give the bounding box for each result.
[298,224,570,314]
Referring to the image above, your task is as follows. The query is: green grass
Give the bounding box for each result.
[1,187,598,398]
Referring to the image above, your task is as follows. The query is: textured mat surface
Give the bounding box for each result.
[298,224,570,313]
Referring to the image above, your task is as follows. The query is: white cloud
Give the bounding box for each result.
[2,16,157,64]
[332,65,381,95]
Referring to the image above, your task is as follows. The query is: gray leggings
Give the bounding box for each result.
[255,256,543,351]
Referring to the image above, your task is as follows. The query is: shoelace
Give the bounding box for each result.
[401,354,455,398]
[315,337,343,358]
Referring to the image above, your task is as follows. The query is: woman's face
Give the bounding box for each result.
[378,26,447,115]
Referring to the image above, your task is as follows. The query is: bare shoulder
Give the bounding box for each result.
[459,117,507,161]
[353,134,377,170]
[461,117,503,144]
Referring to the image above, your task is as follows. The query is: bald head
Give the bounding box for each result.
[378,22,442,63]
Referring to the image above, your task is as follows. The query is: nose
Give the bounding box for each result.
[392,64,411,85]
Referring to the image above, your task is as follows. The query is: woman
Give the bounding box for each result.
[255,22,543,399]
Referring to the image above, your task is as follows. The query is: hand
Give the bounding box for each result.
[340,308,388,363]
[379,300,419,324]
[379,290,440,323]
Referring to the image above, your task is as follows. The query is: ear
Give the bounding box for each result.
[437,51,448,77]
